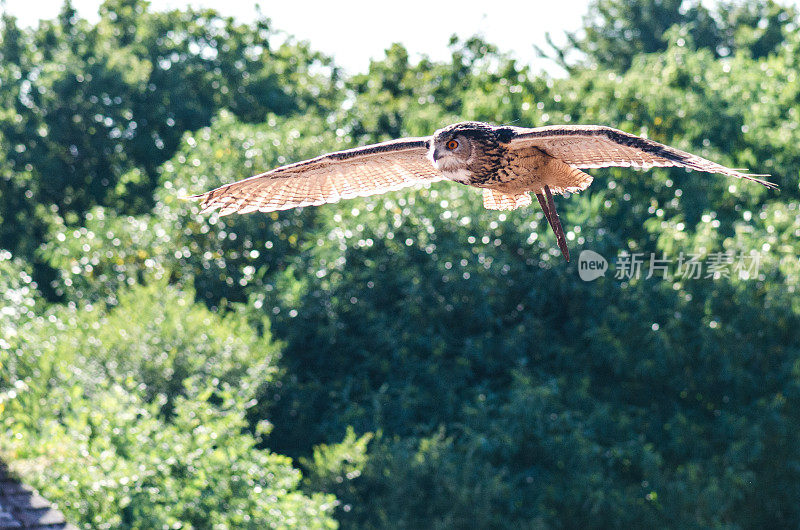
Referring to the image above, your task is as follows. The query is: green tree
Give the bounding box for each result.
[4,1,800,528]
[0,0,340,275]
[0,281,337,528]
[32,31,800,526]
[549,0,797,71]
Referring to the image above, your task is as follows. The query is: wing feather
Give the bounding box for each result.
[189,137,443,215]
[509,125,776,188]
[306,172,327,206]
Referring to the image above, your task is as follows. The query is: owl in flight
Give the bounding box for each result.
[190,121,774,261]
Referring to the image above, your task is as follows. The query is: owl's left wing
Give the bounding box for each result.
[189,137,441,216]
[508,125,776,189]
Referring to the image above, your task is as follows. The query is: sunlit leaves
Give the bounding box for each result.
[0,0,340,265]
[3,1,800,528]
[561,0,797,72]
[0,282,336,528]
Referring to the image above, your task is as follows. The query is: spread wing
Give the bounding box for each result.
[189,137,442,215]
[508,125,776,189]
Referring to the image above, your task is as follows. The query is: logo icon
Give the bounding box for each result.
[578,250,608,281]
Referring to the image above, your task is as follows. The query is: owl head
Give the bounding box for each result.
[428,122,509,182]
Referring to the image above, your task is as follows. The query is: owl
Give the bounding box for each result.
[189,121,775,261]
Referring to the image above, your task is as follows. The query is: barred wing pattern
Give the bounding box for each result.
[509,125,776,189]
[190,137,442,216]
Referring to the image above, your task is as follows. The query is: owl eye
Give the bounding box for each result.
[446,139,459,150]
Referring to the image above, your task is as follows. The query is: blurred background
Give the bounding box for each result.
[1,0,799,528]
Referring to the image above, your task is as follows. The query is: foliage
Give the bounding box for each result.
[0,251,40,407]
[0,0,339,278]
[2,0,800,528]
[548,0,798,72]
[0,282,336,529]
[300,426,373,514]
[39,110,344,308]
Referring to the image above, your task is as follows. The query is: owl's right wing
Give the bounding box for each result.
[508,125,776,189]
[188,137,442,215]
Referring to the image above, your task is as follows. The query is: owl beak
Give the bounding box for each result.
[428,146,442,168]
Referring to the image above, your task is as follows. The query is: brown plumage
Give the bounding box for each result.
[189,121,775,261]
[193,137,440,216]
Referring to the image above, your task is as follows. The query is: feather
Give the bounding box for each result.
[482,189,532,210]
[190,137,442,214]
[509,125,776,189]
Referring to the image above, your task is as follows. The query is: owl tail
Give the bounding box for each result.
[482,187,570,261]
[482,189,532,210]
[535,186,570,262]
